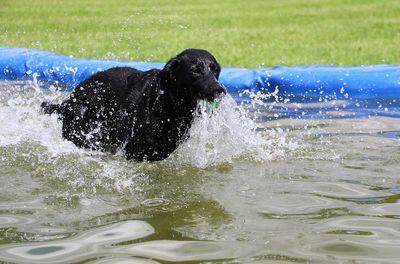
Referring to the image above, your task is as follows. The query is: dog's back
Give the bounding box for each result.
[43,67,145,151]
[41,67,141,116]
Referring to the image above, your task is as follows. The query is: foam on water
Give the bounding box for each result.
[2,83,299,163]
[0,81,142,197]
[172,95,300,167]
[0,81,301,195]
[0,81,80,155]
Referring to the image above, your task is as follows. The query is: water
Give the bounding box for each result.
[0,80,399,263]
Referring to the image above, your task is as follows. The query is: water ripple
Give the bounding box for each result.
[0,221,154,263]
[0,220,262,263]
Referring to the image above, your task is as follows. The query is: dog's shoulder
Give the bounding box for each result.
[127,69,160,86]
[126,69,163,100]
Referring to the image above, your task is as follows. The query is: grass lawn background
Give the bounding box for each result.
[1,0,399,68]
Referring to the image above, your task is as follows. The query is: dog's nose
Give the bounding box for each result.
[204,82,227,101]
[214,83,226,95]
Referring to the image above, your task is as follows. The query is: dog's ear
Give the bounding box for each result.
[163,57,180,85]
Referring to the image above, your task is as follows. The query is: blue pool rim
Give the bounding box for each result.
[1,46,400,119]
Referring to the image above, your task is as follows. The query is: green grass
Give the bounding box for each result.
[1,0,400,68]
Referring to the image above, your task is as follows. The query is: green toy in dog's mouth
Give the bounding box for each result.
[199,100,220,110]
[208,100,220,109]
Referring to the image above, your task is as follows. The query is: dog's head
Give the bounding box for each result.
[163,49,226,102]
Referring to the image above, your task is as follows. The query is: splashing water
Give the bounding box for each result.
[172,95,300,167]
[3,81,400,263]
[0,81,305,198]
[0,81,299,164]
[4,82,400,263]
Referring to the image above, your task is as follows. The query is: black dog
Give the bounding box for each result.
[41,49,226,161]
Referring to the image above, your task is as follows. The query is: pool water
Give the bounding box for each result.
[0,80,399,263]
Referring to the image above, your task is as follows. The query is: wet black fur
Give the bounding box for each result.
[41,49,226,161]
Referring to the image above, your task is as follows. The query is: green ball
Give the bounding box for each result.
[210,101,220,108]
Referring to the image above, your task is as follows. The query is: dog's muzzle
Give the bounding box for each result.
[206,82,226,101]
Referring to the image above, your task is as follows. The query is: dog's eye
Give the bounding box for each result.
[209,64,219,77]
[209,64,219,75]
[190,65,203,75]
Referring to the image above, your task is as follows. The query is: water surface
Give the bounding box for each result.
[0,80,399,263]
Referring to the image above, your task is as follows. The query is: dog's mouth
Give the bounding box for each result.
[206,93,225,102]
[202,83,227,102]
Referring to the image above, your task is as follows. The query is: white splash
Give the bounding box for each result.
[0,81,301,194]
[172,95,299,167]
[0,81,81,155]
